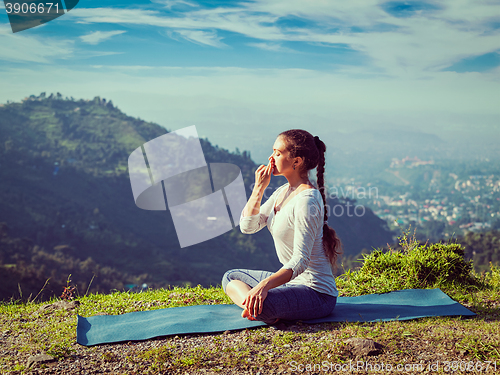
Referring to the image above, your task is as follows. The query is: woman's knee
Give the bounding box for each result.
[221,269,239,292]
[221,269,270,292]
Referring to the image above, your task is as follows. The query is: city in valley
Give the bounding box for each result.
[329,156,500,243]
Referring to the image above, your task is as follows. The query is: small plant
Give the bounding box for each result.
[394,224,421,253]
[101,351,119,362]
[60,275,76,301]
[47,342,73,359]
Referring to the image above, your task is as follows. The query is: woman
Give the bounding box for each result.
[221,129,342,325]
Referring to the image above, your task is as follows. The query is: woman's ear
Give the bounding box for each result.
[295,156,305,169]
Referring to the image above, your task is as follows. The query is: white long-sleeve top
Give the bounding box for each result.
[240,183,338,297]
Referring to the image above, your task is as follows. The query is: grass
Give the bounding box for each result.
[1,231,500,374]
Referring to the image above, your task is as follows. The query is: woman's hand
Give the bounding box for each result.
[241,269,292,321]
[253,157,274,192]
[242,157,274,217]
[242,281,269,318]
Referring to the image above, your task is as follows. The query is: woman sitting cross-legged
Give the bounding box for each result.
[221,129,342,325]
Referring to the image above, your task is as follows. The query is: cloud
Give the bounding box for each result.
[444,50,500,73]
[168,29,226,47]
[65,1,500,77]
[152,0,199,10]
[0,23,74,63]
[2,1,499,79]
[79,30,126,45]
[247,42,297,53]
[68,7,283,40]
[75,51,124,59]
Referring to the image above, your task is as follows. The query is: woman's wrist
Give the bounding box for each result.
[262,269,292,290]
[242,189,265,217]
[257,279,271,292]
[251,185,267,197]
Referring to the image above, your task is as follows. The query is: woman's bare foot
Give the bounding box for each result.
[241,309,257,321]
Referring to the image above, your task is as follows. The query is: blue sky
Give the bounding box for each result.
[1,0,499,162]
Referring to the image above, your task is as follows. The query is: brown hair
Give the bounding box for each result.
[278,129,342,268]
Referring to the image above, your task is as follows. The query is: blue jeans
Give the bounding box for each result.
[222,269,337,324]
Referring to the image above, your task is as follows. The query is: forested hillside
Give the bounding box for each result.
[458,230,500,272]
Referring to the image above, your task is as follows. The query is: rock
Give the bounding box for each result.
[27,353,55,368]
[345,338,383,356]
[38,300,80,312]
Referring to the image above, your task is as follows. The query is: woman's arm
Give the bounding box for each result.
[281,194,322,280]
[240,159,281,234]
[242,268,293,317]
[242,185,267,217]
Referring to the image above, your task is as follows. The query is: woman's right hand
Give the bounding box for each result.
[242,157,274,217]
[254,158,274,192]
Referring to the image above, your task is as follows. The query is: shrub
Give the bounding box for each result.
[337,227,477,296]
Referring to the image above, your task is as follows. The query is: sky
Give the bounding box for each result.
[1,0,499,163]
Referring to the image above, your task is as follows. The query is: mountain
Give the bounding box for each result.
[0,94,394,300]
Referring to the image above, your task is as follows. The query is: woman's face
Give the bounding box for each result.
[269,136,294,176]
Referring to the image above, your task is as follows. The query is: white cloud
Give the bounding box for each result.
[243,0,500,76]
[68,7,283,40]
[66,1,500,78]
[0,24,74,63]
[168,29,226,47]
[152,0,198,10]
[68,8,185,27]
[75,51,124,59]
[247,42,297,53]
[79,30,126,45]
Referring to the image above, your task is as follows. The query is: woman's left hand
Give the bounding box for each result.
[242,282,269,318]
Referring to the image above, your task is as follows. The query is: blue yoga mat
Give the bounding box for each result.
[77,288,475,346]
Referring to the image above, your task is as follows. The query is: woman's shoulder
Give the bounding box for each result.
[297,188,323,204]
[298,187,322,200]
[292,188,323,220]
[294,188,323,208]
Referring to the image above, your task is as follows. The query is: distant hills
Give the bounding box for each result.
[0,94,394,300]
